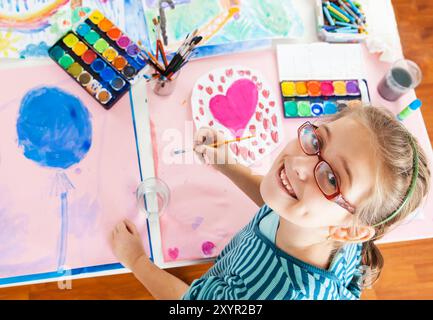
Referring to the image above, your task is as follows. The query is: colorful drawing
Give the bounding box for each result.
[0,64,147,282]
[16,87,92,271]
[141,0,304,57]
[191,66,283,167]
[124,0,152,48]
[0,0,69,29]
[0,0,125,59]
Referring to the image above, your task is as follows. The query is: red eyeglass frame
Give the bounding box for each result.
[297,122,356,214]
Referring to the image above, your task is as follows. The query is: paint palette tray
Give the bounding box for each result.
[49,32,131,110]
[280,79,370,118]
[76,10,148,82]
[49,9,148,110]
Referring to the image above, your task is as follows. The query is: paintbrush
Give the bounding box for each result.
[172,135,256,155]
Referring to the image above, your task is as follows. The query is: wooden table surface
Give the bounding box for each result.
[1,0,433,300]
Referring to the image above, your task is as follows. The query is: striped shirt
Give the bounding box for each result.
[182,205,363,300]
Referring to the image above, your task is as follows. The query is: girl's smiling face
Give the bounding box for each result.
[260,117,377,228]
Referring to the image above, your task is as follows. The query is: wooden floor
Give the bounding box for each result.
[2,0,433,300]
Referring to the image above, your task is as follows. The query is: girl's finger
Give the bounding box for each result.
[194,127,216,147]
[116,221,126,233]
[124,219,138,234]
[193,145,207,164]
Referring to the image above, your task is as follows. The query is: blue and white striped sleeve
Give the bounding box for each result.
[182,275,247,300]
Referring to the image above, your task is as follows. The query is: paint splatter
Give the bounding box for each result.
[202,241,216,256]
[16,87,92,169]
[191,216,204,230]
[168,247,179,260]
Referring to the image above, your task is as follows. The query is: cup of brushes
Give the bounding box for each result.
[146,17,203,96]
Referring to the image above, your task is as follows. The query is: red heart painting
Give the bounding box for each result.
[209,79,258,138]
[192,66,282,167]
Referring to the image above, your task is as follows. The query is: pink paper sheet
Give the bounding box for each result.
[147,48,433,263]
[0,63,149,280]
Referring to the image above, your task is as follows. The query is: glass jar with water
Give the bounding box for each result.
[136,177,170,221]
[377,59,422,101]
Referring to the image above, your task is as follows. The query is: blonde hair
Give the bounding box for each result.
[328,106,431,288]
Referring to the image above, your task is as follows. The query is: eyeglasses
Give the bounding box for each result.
[297,122,355,214]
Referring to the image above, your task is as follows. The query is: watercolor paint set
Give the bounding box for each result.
[49,10,148,109]
[280,79,370,118]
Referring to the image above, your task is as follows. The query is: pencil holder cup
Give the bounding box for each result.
[315,0,368,43]
[152,72,180,96]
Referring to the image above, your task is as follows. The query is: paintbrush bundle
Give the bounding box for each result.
[144,17,203,81]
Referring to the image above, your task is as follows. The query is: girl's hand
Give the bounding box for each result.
[193,127,236,166]
[111,219,147,270]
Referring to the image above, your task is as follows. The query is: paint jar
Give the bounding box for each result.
[152,72,180,96]
[136,177,170,221]
[377,59,422,101]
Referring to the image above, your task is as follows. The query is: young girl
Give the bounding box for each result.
[111,106,430,300]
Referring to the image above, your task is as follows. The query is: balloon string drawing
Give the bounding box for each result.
[16,87,92,272]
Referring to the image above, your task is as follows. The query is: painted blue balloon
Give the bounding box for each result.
[17,87,92,169]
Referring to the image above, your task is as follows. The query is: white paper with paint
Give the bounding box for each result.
[191,66,283,167]
[276,43,367,81]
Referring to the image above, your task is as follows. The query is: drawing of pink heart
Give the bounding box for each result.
[249,124,256,135]
[209,79,258,137]
[263,119,270,131]
[202,241,216,256]
[168,247,179,260]
[256,112,263,121]
[248,150,256,161]
[192,67,283,167]
[272,115,277,127]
